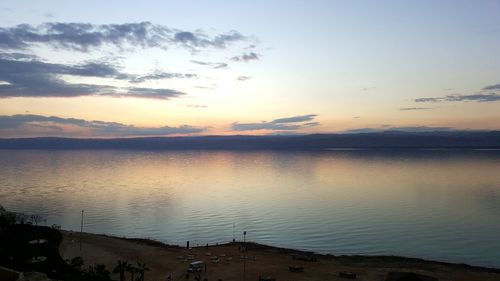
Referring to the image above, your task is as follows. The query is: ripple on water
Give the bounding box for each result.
[1,150,500,268]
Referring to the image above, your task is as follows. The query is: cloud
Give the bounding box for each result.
[0,54,188,99]
[482,84,500,91]
[230,52,260,62]
[0,52,196,82]
[400,107,433,111]
[237,76,250,81]
[0,22,248,52]
[415,93,500,103]
[232,123,302,131]
[118,88,185,99]
[194,85,215,90]
[414,83,500,103]
[186,104,207,108]
[0,114,206,136]
[342,126,455,134]
[232,114,319,131]
[190,60,227,69]
[414,97,441,103]
[174,30,245,50]
[271,114,317,123]
[128,72,197,83]
[303,122,320,127]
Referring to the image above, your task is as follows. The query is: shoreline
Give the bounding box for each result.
[65,231,500,272]
[59,230,500,281]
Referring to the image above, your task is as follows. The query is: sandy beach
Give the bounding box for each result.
[59,231,500,281]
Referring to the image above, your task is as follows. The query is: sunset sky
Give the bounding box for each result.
[0,0,499,137]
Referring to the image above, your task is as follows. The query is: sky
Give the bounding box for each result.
[0,0,499,137]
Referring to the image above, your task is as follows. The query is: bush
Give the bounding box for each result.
[70,256,84,270]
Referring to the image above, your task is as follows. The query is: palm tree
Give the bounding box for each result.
[93,264,111,280]
[113,260,129,281]
[136,262,150,281]
[126,263,137,281]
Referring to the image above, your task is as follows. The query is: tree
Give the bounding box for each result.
[86,263,111,281]
[30,214,42,226]
[70,256,85,270]
[126,263,137,281]
[136,262,150,281]
[113,260,130,281]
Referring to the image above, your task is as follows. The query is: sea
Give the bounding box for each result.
[1,149,499,268]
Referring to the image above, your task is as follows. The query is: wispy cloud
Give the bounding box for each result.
[400,107,433,111]
[174,30,246,50]
[342,126,455,134]
[114,88,185,100]
[0,22,249,52]
[415,83,500,103]
[232,114,319,131]
[415,93,500,103]
[481,83,500,91]
[186,104,207,108]
[237,76,251,81]
[128,72,197,83]
[0,114,206,137]
[190,60,228,69]
[271,114,317,123]
[230,52,260,62]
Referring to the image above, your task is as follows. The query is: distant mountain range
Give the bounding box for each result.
[1,131,499,150]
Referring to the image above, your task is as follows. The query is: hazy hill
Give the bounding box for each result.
[1,131,499,150]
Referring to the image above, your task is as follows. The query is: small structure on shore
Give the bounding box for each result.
[385,272,438,281]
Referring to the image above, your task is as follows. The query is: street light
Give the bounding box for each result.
[243,231,247,281]
[80,210,84,251]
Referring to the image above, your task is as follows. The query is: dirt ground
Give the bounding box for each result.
[59,231,500,281]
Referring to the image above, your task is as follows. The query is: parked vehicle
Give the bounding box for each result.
[187,261,205,272]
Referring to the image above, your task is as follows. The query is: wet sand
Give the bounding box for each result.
[59,230,500,281]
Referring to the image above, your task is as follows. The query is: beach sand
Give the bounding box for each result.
[59,231,500,281]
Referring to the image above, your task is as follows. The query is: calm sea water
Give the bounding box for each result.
[1,149,499,267]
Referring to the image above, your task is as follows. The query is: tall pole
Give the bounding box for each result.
[80,210,84,251]
[243,231,247,281]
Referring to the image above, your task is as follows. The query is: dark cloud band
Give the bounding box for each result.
[0,54,190,99]
[0,114,206,136]
[0,22,248,52]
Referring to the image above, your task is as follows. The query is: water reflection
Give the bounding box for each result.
[0,149,499,267]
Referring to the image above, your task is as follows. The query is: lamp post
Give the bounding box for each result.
[232,223,235,242]
[243,231,247,281]
[80,210,84,251]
